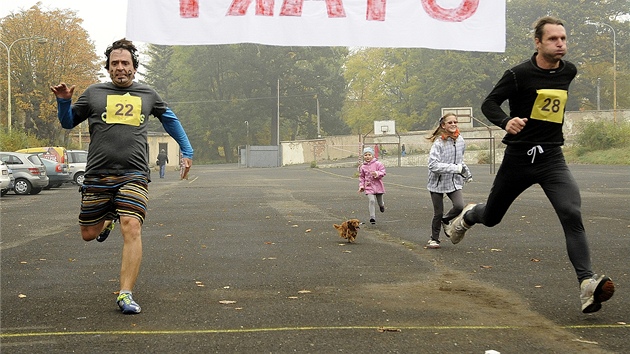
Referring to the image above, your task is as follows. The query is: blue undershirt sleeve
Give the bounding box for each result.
[160,108,194,159]
[56,98,75,129]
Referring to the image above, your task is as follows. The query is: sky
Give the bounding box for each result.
[1,0,138,77]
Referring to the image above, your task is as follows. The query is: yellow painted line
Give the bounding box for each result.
[2,324,628,338]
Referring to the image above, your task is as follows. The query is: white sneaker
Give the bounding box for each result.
[580,274,615,313]
[444,203,476,244]
[427,240,441,249]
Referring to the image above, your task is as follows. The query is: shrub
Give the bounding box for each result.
[576,121,630,152]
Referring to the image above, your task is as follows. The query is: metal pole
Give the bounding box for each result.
[1,37,47,133]
[587,21,617,123]
[316,96,321,138]
[596,78,601,110]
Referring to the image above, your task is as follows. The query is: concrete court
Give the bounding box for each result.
[1,163,628,353]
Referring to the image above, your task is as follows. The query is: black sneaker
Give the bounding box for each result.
[370,218,376,225]
[379,205,385,213]
[97,219,116,242]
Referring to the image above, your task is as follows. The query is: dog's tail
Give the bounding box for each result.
[333,224,342,230]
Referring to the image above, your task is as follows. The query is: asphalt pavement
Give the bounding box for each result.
[1,163,629,353]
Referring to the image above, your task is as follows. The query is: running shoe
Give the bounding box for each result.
[427,240,441,249]
[117,293,142,314]
[379,205,385,213]
[370,218,376,225]
[96,219,116,242]
[580,275,615,313]
[444,204,476,244]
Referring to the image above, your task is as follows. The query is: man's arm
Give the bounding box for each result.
[50,83,78,129]
[481,70,514,130]
[160,108,194,159]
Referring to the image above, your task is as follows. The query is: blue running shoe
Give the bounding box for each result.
[117,293,141,314]
[97,219,116,242]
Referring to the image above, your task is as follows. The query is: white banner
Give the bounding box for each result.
[126,0,505,52]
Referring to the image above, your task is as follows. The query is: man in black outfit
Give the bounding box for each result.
[444,16,615,313]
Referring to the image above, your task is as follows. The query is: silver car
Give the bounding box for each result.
[67,149,88,185]
[0,160,15,196]
[0,152,49,195]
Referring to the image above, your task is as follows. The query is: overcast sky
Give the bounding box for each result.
[1,0,134,58]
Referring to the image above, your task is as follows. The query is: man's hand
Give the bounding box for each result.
[505,117,528,135]
[180,158,192,180]
[50,83,75,100]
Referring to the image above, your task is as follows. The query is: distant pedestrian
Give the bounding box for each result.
[358,146,386,225]
[425,113,471,249]
[401,144,406,157]
[157,149,169,178]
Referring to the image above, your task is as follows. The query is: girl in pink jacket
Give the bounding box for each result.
[358,146,386,224]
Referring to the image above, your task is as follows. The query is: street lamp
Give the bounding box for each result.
[1,36,48,133]
[587,21,617,123]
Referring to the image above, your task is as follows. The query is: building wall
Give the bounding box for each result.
[280,110,629,167]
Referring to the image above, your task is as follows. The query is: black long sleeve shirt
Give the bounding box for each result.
[481,53,577,146]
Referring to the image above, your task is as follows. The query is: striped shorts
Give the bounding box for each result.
[79,174,149,226]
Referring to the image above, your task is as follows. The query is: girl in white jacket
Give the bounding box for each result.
[426,113,471,248]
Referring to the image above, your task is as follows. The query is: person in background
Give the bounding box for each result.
[157,149,169,178]
[358,146,386,225]
[444,16,614,313]
[426,113,471,249]
[50,38,193,315]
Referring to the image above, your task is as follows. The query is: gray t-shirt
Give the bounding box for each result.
[72,82,167,176]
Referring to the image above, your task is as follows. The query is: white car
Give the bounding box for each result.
[0,160,15,196]
[67,150,88,185]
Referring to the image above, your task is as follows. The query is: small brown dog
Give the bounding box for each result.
[333,219,361,243]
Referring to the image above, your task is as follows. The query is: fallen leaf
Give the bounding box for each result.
[223,286,230,289]
[534,285,543,288]
[20,261,28,264]
[18,294,27,298]
[305,229,312,233]
[292,225,299,228]
[531,258,541,262]
[298,290,312,294]
[342,250,352,253]
[616,322,626,325]
[287,296,299,299]
[219,300,237,304]
[490,248,502,252]
[480,265,492,269]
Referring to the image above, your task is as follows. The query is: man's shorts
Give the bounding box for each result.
[79,174,149,226]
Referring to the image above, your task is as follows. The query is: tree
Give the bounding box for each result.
[1,3,100,145]
[144,44,348,163]
[343,0,629,131]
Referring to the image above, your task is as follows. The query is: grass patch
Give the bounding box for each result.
[563,146,630,165]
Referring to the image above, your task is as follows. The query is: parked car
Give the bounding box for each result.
[0,160,15,196]
[16,146,68,164]
[0,152,49,195]
[67,150,88,185]
[40,157,72,189]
